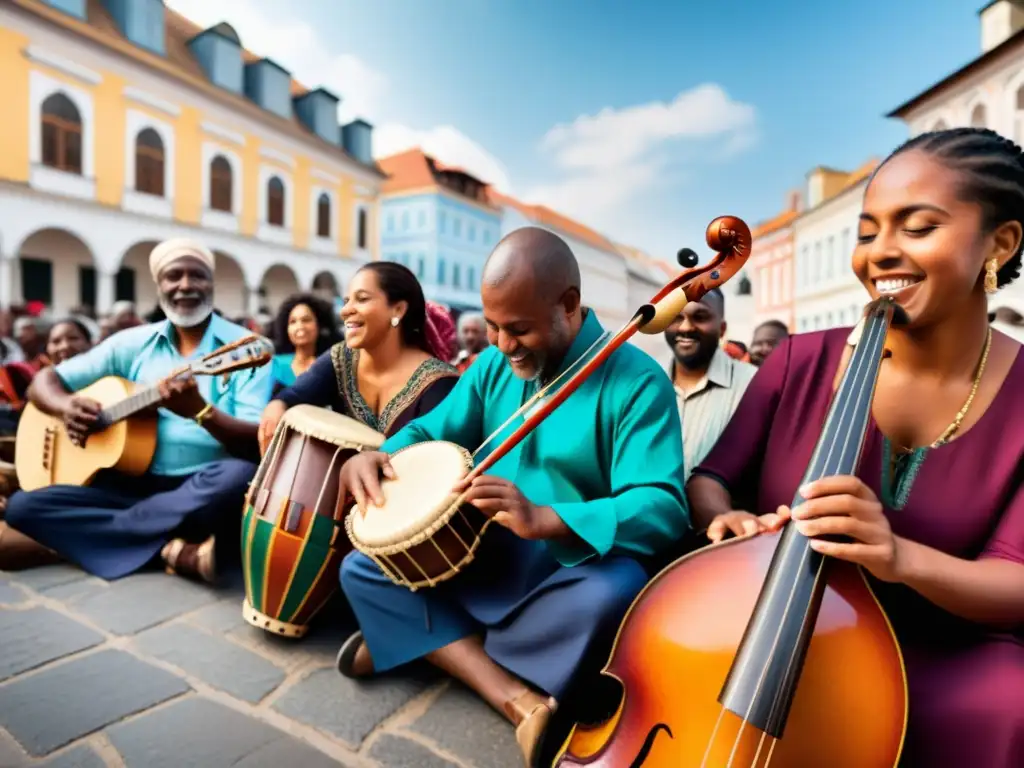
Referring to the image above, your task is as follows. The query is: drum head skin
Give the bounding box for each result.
[350,441,472,547]
[281,405,385,449]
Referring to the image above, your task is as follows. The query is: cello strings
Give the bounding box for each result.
[470,329,613,459]
[733,314,886,765]
[712,311,887,767]
[751,732,768,767]
[700,706,730,768]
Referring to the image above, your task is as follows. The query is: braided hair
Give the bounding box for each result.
[872,127,1024,288]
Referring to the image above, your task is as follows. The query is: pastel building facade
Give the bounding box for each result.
[888,0,1024,329]
[792,162,877,332]
[0,0,382,318]
[750,192,800,332]
[377,149,501,314]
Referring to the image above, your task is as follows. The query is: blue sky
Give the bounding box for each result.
[168,0,982,262]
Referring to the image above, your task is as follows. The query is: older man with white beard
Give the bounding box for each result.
[0,239,272,580]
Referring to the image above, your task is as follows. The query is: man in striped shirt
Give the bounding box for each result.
[664,287,756,478]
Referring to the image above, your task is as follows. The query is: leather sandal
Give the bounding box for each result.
[506,690,557,768]
[161,536,216,584]
[0,521,62,570]
[336,631,374,679]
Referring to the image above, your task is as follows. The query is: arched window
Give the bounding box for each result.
[970,104,987,128]
[932,119,948,131]
[134,128,164,196]
[316,193,331,238]
[41,92,83,174]
[437,258,446,285]
[736,274,752,295]
[209,155,233,212]
[267,176,285,226]
[453,263,462,288]
[357,208,368,249]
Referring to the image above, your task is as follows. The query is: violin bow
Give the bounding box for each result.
[465,215,752,482]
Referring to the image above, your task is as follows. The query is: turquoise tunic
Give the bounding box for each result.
[271,354,297,388]
[380,309,690,562]
[340,310,689,700]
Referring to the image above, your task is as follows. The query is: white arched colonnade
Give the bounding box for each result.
[0,187,360,318]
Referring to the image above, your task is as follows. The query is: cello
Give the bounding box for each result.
[553,298,909,768]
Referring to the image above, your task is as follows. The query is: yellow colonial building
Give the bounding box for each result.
[0,0,383,318]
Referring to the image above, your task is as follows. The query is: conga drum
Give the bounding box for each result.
[345,441,492,591]
[242,405,384,637]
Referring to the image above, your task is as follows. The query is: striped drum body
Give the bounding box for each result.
[242,406,384,638]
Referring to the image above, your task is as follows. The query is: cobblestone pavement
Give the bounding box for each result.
[0,564,523,768]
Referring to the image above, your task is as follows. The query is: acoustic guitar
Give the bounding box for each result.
[15,335,274,492]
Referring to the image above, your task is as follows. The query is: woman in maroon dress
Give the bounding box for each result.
[689,127,1024,767]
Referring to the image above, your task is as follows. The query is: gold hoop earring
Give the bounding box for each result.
[985,258,999,294]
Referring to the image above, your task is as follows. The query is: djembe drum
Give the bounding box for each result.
[345,440,492,591]
[242,405,384,637]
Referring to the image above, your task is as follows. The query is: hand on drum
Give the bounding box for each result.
[258,400,287,455]
[454,475,560,540]
[790,475,903,582]
[340,451,397,513]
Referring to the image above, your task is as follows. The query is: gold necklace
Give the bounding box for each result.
[931,326,992,447]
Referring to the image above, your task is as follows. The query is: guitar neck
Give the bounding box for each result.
[99,383,166,425]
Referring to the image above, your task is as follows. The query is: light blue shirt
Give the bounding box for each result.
[55,314,273,477]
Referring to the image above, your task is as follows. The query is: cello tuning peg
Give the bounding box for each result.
[677,248,699,268]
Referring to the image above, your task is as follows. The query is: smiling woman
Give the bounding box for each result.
[269,293,341,389]
[687,127,1024,767]
[257,262,459,449]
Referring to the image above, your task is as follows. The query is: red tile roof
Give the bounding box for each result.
[490,191,620,253]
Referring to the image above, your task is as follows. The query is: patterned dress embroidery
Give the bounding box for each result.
[330,344,458,435]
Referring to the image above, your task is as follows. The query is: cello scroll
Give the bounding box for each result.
[635,216,752,334]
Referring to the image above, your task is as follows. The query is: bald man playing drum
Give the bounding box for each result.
[336,227,689,766]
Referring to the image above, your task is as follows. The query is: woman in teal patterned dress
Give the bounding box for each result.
[269,293,342,390]
[258,263,459,447]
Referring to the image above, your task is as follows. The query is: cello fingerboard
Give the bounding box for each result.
[718,298,904,739]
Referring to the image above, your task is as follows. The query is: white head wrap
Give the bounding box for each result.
[148,238,215,281]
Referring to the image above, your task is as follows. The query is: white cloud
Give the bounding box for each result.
[373,124,512,191]
[164,0,387,123]
[523,84,758,252]
[541,84,756,172]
